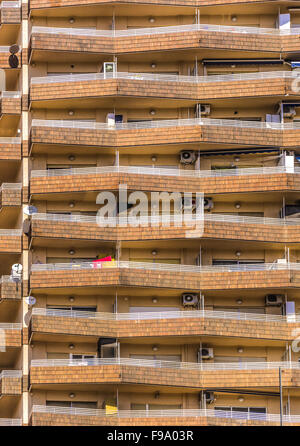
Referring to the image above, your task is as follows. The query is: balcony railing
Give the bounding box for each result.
[30,260,300,274]
[30,306,299,324]
[31,211,300,229]
[1,91,21,98]
[0,370,22,379]
[0,183,22,191]
[0,2,21,9]
[31,23,300,38]
[0,418,22,426]
[30,357,300,372]
[30,164,298,179]
[30,405,300,424]
[31,117,300,131]
[30,70,300,86]
[0,323,22,330]
[0,137,21,144]
[0,229,22,236]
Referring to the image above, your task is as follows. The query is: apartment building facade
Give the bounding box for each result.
[2,0,300,426]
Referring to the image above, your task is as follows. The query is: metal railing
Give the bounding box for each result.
[30,357,299,372]
[31,211,300,228]
[31,117,300,131]
[0,182,22,191]
[30,260,300,274]
[30,164,297,179]
[0,418,22,426]
[31,23,300,38]
[0,370,22,379]
[31,306,300,324]
[30,405,300,424]
[0,322,21,330]
[0,137,21,144]
[1,91,21,98]
[32,212,204,227]
[30,70,300,86]
[0,2,21,8]
[0,229,22,236]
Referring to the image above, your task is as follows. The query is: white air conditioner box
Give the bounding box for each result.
[180,150,197,164]
[265,294,284,306]
[198,348,214,360]
[182,293,199,307]
[204,197,214,210]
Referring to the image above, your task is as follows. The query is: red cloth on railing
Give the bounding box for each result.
[92,256,112,268]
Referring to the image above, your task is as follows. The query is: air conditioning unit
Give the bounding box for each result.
[182,293,199,307]
[204,197,214,210]
[180,150,197,164]
[265,294,284,306]
[198,348,214,360]
[200,104,211,116]
[103,62,116,78]
[283,106,296,118]
[195,104,211,117]
[204,391,215,404]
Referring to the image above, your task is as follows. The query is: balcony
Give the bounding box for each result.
[30,405,300,427]
[30,118,300,149]
[30,24,300,56]
[0,2,21,25]
[30,260,300,292]
[0,92,21,116]
[30,212,300,244]
[29,358,300,390]
[0,276,21,301]
[0,323,22,348]
[0,229,22,253]
[29,0,265,10]
[30,71,300,104]
[0,370,22,396]
[30,165,300,196]
[0,183,22,208]
[29,307,299,343]
[0,137,21,161]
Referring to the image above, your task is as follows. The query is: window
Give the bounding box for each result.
[46,401,97,409]
[129,307,179,313]
[47,305,97,313]
[131,403,182,410]
[212,260,264,265]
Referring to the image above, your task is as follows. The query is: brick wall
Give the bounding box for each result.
[0,7,21,24]
[31,217,300,243]
[0,97,22,115]
[30,171,300,195]
[0,188,22,208]
[30,77,294,102]
[30,267,297,291]
[29,364,298,389]
[0,235,22,253]
[0,376,22,395]
[30,313,298,342]
[0,142,21,161]
[30,30,290,54]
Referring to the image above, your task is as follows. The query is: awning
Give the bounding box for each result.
[200,148,280,157]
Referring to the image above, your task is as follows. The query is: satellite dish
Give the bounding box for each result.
[9,44,19,55]
[24,205,38,216]
[8,55,19,69]
[25,296,36,306]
